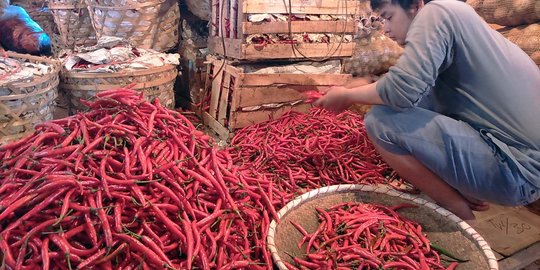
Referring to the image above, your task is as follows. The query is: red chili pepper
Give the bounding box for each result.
[114,233,172,269]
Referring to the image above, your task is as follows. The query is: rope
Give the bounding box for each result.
[284,0,353,62]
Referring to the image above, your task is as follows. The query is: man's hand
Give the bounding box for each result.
[313,79,383,112]
[313,86,356,113]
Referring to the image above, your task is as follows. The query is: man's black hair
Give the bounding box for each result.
[370,0,432,10]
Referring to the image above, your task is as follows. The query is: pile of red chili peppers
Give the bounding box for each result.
[0,89,278,269]
[287,202,458,270]
[229,108,409,199]
[0,89,423,269]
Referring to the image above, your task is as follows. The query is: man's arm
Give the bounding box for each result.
[314,80,383,112]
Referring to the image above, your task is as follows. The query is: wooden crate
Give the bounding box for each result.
[201,56,352,140]
[209,0,369,60]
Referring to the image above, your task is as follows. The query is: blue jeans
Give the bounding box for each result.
[364,105,539,206]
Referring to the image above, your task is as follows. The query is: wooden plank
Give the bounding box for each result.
[209,59,226,118]
[240,73,351,86]
[236,0,244,39]
[230,0,237,38]
[202,111,231,141]
[223,0,231,37]
[242,21,356,34]
[242,42,355,59]
[235,86,318,107]
[230,78,242,115]
[217,71,232,125]
[211,0,219,36]
[230,103,312,129]
[208,37,244,59]
[218,0,225,37]
[209,37,354,60]
[498,241,540,270]
[202,60,213,109]
[242,0,359,14]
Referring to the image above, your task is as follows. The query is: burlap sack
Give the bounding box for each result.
[500,23,540,65]
[184,0,210,21]
[342,31,403,77]
[467,0,540,27]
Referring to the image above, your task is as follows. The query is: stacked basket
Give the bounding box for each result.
[49,0,97,49]
[0,52,60,144]
[86,0,180,52]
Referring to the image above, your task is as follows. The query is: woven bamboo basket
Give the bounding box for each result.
[86,0,180,52]
[49,0,96,49]
[268,184,499,270]
[10,0,47,9]
[0,52,60,144]
[60,64,177,114]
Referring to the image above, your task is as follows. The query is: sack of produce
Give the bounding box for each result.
[500,23,540,65]
[0,5,52,55]
[467,0,540,27]
[185,0,210,21]
[342,18,403,77]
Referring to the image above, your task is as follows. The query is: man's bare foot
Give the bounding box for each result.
[439,201,477,221]
[462,194,490,212]
[463,219,478,227]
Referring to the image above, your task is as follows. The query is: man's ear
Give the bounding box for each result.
[409,0,424,13]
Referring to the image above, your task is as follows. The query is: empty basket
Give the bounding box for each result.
[86,0,180,52]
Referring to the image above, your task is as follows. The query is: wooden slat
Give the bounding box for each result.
[235,86,318,107]
[230,0,238,38]
[240,73,351,86]
[498,241,540,270]
[217,71,232,125]
[230,103,312,129]
[209,59,226,118]
[242,21,356,34]
[218,0,225,37]
[224,0,231,38]
[209,37,354,60]
[202,111,231,140]
[208,37,244,59]
[242,42,354,60]
[242,0,360,14]
[229,77,242,115]
[236,0,244,39]
[211,0,219,36]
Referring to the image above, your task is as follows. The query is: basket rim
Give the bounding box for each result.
[1,52,60,89]
[267,184,499,270]
[61,64,177,78]
[48,3,87,9]
[86,0,167,9]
